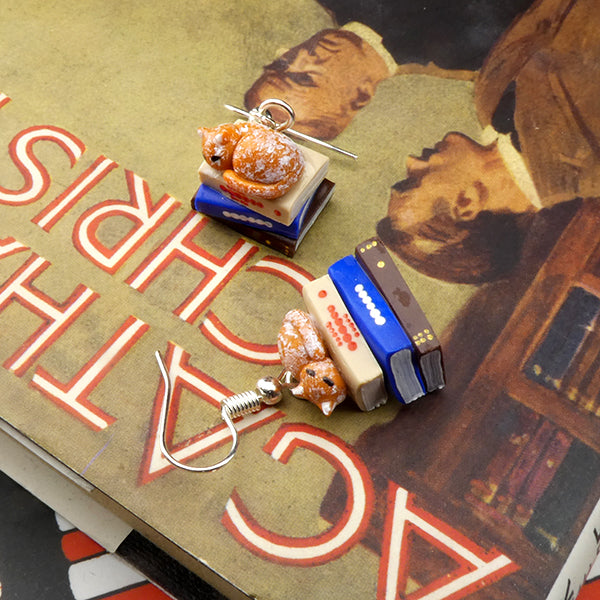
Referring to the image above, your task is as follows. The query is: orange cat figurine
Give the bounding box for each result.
[198,122,305,200]
[291,358,347,416]
[277,309,348,416]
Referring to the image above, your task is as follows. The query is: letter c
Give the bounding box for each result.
[222,423,374,566]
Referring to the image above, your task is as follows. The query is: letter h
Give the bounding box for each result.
[0,254,98,376]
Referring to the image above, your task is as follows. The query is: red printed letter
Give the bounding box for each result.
[138,343,284,484]
[73,170,180,273]
[0,254,98,376]
[0,93,10,110]
[0,237,29,259]
[33,155,118,231]
[0,126,85,205]
[378,482,518,600]
[200,256,315,364]
[222,423,374,566]
[126,212,258,323]
[30,316,149,431]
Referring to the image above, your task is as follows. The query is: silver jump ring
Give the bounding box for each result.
[250,98,295,132]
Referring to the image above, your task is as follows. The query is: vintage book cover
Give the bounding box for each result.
[1,1,600,599]
[1,462,598,600]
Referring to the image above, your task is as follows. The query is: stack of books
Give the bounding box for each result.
[192,139,334,257]
[303,237,445,411]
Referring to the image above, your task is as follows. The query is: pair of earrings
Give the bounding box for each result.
[156,99,359,472]
[155,298,356,472]
[154,350,301,473]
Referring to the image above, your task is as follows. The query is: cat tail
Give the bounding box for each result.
[222,168,303,201]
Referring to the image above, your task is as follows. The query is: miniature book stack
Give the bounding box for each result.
[302,238,445,408]
[193,129,333,256]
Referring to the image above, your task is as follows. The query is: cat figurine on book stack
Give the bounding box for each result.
[277,237,446,416]
[191,109,333,257]
[198,122,304,200]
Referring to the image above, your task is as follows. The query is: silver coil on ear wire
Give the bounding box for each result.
[154,351,292,472]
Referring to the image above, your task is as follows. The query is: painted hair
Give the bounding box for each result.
[377,209,534,284]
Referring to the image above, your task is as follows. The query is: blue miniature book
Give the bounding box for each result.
[328,256,426,404]
[192,184,309,239]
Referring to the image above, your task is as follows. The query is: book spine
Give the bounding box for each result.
[191,180,335,258]
[355,237,444,392]
[512,428,571,528]
[328,255,425,403]
[192,184,302,237]
[560,317,600,406]
[525,287,600,392]
[469,407,540,509]
[209,215,299,257]
[500,420,556,515]
[302,275,387,412]
[578,352,600,415]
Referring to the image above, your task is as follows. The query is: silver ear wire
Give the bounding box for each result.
[154,351,287,472]
[223,101,358,160]
[248,98,296,132]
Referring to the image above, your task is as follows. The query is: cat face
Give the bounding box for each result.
[198,123,244,170]
[291,358,347,416]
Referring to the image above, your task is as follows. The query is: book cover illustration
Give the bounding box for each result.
[0,469,597,600]
[1,0,600,599]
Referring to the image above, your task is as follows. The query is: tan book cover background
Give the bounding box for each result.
[1,1,599,599]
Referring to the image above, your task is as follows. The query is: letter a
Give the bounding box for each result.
[378,482,518,599]
[30,316,149,431]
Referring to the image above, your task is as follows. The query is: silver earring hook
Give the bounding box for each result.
[223,101,358,160]
[154,351,287,472]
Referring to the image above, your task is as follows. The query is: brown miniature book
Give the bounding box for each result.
[355,237,445,392]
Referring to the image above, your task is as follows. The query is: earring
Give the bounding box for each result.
[192,98,356,258]
[154,351,293,472]
[226,99,357,159]
[152,236,445,472]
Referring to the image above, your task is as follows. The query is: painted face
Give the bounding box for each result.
[378,132,537,283]
[386,133,532,254]
[245,30,388,140]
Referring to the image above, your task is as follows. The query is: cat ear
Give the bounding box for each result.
[197,127,206,142]
[291,382,306,398]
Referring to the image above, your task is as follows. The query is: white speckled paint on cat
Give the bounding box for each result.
[200,122,304,199]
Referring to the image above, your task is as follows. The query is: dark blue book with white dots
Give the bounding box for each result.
[328,255,426,404]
